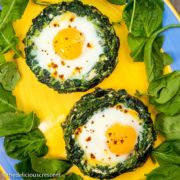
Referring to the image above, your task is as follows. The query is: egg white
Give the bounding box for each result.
[76,106,143,165]
[31,12,103,81]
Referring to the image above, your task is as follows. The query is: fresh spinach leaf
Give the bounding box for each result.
[163,53,173,66]
[146,165,180,180]
[155,113,180,140]
[0,52,6,64]
[0,84,16,114]
[127,34,147,61]
[57,173,83,180]
[0,24,22,58]
[148,71,180,115]
[4,129,48,160]
[31,157,72,176]
[15,159,49,180]
[152,140,180,166]
[0,0,29,30]
[0,61,20,91]
[0,112,40,137]
[107,0,126,5]
[0,25,22,58]
[144,25,180,82]
[123,0,164,37]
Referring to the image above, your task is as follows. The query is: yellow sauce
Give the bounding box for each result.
[11,0,168,179]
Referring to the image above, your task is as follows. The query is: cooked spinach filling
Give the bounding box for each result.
[24,1,119,93]
[62,88,156,179]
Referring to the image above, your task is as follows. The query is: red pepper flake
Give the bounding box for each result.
[53,22,60,27]
[116,154,119,157]
[87,43,93,48]
[124,109,128,113]
[52,63,58,69]
[116,105,122,110]
[75,67,82,73]
[61,61,66,66]
[75,127,82,135]
[86,136,91,142]
[90,153,96,159]
[114,140,117,145]
[120,139,124,144]
[69,17,75,22]
[52,71,58,77]
[108,133,112,136]
[59,74,64,80]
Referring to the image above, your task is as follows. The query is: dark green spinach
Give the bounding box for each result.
[4,129,48,160]
[155,113,180,140]
[146,165,180,180]
[148,71,180,115]
[152,140,180,166]
[15,159,49,180]
[0,112,40,137]
[31,157,72,175]
[123,0,164,37]
[0,61,20,91]
[0,0,29,29]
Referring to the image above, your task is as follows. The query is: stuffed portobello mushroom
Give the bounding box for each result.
[24,1,119,93]
[62,88,156,179]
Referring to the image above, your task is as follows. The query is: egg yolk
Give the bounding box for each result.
[53,28,85,60]
[106,123,137,156]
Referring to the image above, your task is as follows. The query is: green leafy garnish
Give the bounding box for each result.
[152,140,180,166]
[0,24,21,57]
[31,157,72,175]
[148,71,180,115]
[0,0,28,58]
[144,25,180,82]
[163,53,173,66]
[0,53,6,64]
[0,112,40,137]
[15,159,49,180]
[146,165,180,180]
[155,113,180,140]
[123,0,164,37]
[4,129,48,160]
[0,0,29,29]
[0,84,16,113]
[0,61,20,91]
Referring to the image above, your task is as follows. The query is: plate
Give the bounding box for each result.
[0,0,180,179]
